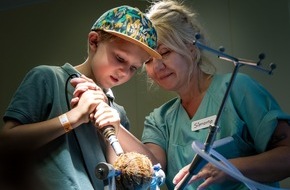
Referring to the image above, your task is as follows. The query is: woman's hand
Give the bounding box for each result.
[173,163,231,190]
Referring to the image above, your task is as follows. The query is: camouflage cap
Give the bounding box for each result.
[91,5,161,59]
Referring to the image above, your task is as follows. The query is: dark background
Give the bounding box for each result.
[1,0,289,188]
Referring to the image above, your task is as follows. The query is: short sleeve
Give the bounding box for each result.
[3,66,54,124]
[230,74,290,152]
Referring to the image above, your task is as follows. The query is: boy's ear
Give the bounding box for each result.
[88,31,99,48]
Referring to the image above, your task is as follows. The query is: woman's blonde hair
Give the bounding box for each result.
[146,0,215,87]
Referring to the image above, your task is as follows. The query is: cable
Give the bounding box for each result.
[63,73,95,187]
[65,73,80,109]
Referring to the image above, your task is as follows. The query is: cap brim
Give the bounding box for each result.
[104,30,162,59]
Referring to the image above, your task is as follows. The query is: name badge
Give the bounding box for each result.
[191,115,217,131]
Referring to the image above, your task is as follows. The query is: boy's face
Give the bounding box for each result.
[91,37,150,89]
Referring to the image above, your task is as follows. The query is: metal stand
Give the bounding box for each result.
[177,34,275,190]
[95,162,166,190]
[95,162,119,190]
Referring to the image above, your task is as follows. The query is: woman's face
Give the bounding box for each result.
[92,37,150,89]
[145,44,190,91]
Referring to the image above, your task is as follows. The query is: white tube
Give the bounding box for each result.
[192,141,290,190]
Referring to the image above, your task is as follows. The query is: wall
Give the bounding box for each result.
[1,0,289,188]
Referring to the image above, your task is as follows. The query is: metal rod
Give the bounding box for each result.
[177,37,274,189]
[177,62,241,190]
